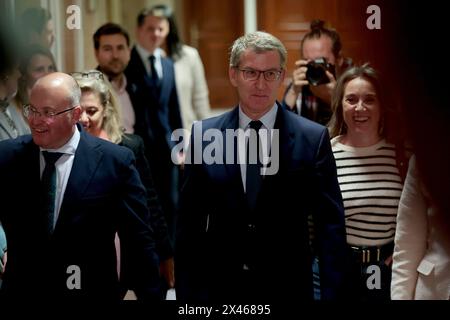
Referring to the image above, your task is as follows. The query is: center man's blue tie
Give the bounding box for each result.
[41,151,64,235]
[246,120,263,211]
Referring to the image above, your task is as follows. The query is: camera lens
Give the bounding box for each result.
[306,64,327,86]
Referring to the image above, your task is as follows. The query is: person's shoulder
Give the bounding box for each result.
[125,46,143,72]
[283,107,326,134]
[194,107,236,131]
[82,132,133,160]
[181,45,200,57]
[128,45,139,59]
[0,135,33,166]
[120,133,144,150]
[0,135,33,152]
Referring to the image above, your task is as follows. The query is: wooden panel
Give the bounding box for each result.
[183,0,244,109]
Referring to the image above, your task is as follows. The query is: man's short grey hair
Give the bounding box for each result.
[68,77,81,107]
[229,31,287,69]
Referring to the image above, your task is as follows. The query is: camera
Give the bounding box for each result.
[305,57,336,86]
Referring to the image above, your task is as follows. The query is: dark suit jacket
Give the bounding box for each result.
[125,47,183,242]
[125,47,182,160]
[175,104,348,302]
[0,129,161,301]
[120,134,172,260]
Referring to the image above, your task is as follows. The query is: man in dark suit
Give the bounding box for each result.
[175,32,348,302]
[0,73,161,300]
[125,8,183,249]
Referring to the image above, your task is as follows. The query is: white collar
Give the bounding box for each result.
[136,44,162,61]
[40,125,80,155]
[239,103,278,130]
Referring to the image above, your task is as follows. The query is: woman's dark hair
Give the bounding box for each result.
[137,4,183,59]
[301,19,342,60]
[19,7,52,43]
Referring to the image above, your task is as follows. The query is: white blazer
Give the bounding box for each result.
[173,45,211,131]
[391,156,450,300]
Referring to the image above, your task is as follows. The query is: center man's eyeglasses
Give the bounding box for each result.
[235,68,283,81]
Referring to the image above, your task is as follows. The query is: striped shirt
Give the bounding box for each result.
[331,136,403,247]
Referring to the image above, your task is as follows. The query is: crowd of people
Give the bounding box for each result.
[0,2,449,303]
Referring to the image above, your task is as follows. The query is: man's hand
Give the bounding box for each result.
[309,70,336,105]
[291,59,310,94]
[159,257,175,288]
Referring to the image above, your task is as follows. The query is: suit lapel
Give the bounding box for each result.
[219,105,295,205]
[17,139,52,238]
[221,107,245,196]
[23,139,43,200]
[129,47,147,78]
[22,139,41,182]
[159,57,173,104]
[56,133,103,229]
[257,104,295,205]
[273,103,295,174]
[129,47,155,90]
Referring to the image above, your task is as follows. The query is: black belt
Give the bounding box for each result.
[350,242,394,264]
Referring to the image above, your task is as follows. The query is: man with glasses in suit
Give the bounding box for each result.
[0,72,162,301]
[176,31,349,302]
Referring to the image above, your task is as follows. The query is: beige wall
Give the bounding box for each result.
[15,0,178,72]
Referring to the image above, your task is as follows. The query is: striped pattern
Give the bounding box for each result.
[331,137,403,246]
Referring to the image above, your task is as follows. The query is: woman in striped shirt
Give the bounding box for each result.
[328,64,403,300]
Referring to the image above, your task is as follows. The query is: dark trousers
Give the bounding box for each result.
[348,243,394,301]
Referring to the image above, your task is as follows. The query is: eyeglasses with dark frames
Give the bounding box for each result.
[235,68,283,81]
[23,104,76,119]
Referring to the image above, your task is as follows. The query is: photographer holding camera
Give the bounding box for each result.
[283,20,351,125]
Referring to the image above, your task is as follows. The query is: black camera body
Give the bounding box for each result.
[305,57,336,86]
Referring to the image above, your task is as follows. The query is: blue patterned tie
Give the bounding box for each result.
[42,151,64,235]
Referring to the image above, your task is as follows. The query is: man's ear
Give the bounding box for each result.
[229,66,238,87]
[72,105,82,122]
[280,69,286,83]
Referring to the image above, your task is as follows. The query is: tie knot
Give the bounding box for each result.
[42,151,64,165]
[149,55,156,63]
[249,120,263,131]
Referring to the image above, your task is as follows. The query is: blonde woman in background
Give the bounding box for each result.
[73,70,174,295]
